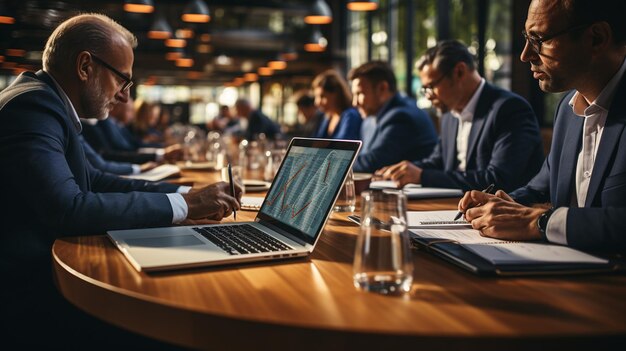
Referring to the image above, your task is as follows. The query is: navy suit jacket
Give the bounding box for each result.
[82,120,156,163]
[0,71,180,306]
[510,73,626,252]
[80,135,135,175]
[315,107,362,140]
[353,94,437,172]
[245,109,280,140]
[416,83,544,192]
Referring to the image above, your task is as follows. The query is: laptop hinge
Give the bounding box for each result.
[257,219,308,247]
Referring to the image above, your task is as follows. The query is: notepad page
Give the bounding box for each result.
[407,210,471,228]
[122,164,180,182]
[409,228,502,244]
[463,242,609,265]
[241,196,264,210]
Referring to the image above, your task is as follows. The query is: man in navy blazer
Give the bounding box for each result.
[349,61,437,172]
[460,0,626,252]
[0,14,240,347]
[376,40,543,192]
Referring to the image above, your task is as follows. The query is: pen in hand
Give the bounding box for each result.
[453,183,495,221]
[227,163,237,221]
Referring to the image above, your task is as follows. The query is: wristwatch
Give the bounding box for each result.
[536,208,554,241]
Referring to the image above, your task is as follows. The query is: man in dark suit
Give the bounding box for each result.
[235,98,281,140]
[80,135,157,175]
[349,61,437,173]
[459,0,626,252]
[0,14,240,347]
[375,40,544,192]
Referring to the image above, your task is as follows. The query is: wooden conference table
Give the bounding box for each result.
[52,168,626,350]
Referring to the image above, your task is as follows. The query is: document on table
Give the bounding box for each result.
[368,181,463,199]
[122,164,180,182]
[407,210,471,228]
[241,196,264,211]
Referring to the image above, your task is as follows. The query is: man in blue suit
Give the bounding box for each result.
[235,98,281,141]
[375,40,544,192]
[0,14,240,347]
[460,0,626,252]
[349,61,437,172]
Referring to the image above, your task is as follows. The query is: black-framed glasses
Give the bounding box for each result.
[420,68,452,97]
[90,52,133,93]
[522,23,590,54]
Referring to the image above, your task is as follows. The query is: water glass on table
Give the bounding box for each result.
[353,189,414,295]
[333,169,356,212]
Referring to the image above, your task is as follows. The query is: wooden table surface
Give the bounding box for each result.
[52,169,626,350]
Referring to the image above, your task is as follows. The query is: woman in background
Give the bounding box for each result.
[130,100,164,146]
[312,70,362,140]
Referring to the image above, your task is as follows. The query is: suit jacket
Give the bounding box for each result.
[353,94,437,172]
[82,120,156,163]
[315,107,362,140]
[416,82,544,192]
[80,135,135,175]
[245,109,280,140]
[0,71,180,316]
[510,73,626,252]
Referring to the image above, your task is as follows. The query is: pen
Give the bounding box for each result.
[228,163,237,221]
[453,183,495,221]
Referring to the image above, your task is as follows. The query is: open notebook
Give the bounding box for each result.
[369,181,463,199]
[122,164,181,182]
[408,210,619,276]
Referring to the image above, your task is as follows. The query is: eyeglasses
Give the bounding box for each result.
[420,68,452,97]
[89,52,133,93]
[522,23,590,54]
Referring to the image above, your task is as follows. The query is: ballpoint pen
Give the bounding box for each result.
[453,183,495,221]
[228,163,237,221]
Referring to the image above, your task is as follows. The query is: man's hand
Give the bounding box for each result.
[182,182,242,220]
[374,161,422,188]
[139,161,158,172]
[459,190,544,241]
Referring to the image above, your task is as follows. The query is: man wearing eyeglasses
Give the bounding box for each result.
[459,0,626,252]
[375,40,544,192]
[0,14,240,348]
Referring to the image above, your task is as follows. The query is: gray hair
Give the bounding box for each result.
[42,13,137,74]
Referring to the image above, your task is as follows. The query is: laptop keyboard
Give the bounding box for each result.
[192,224,293,255]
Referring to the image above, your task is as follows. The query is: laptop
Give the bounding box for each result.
[108,138,362,272]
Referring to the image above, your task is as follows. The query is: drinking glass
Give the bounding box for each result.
[333,169,356,212]
[353,190,413,295]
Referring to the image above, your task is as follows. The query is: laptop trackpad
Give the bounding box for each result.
[126,235,204,248]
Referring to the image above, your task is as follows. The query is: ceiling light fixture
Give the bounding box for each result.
[0,4,16,24]
[176,57,194,67]
[267,57,287,70]
[165,51,183,61]
[347,0,379,11]
[148,14,172,39]
[123,0,154,14]
[279,42,298,61]
[165,38,186,48]
[244,73,258,82]
[304,0,332,25]
[6,49,26,57]
[182,0,211,23]
[258,67,273,76]
[177,29,195,39]
[304,26,328,52]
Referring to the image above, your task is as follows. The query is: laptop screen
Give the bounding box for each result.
[257,138,360,245]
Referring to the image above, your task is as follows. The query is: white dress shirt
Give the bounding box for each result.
[546,57,626,244]
[450,79,485,171]
[45,70,190,223]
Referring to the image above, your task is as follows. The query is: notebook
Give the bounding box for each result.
[369,181,463,199]
[108,138,362,272]
[122,164,181,182]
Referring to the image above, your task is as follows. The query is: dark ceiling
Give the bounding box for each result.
[0,0,342,86]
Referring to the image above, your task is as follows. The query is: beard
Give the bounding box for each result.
[81,74,113,120]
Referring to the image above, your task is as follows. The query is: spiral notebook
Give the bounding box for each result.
[408,213,619,276]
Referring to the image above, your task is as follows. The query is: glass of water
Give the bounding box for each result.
[353,190,413,295]
[333,169,356,212]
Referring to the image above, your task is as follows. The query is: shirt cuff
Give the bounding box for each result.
[177,186,192,194]
[131,164,141,174]
[546,207,568,245]
[166,193,188,224]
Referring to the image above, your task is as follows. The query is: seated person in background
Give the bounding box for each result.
[312,70,362,140]
[210,104,238,132]
[459,0,626,252]
[235,98,281,140]
[293,93,325,137]
[80,135,156,175]
[129,99,164,145]
[349,61,437,173]
[0,14,240,348]
[376,40,544,192]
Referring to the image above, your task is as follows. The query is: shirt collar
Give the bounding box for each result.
[43,70,82,133]
[569,56,626,117]
[451,78,485,123]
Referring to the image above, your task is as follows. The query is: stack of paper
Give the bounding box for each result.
[122,164,181,182]
[369,181,463,199]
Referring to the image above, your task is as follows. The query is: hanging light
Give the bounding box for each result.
[6,49,26,57]
[258,67,273,76]
[182,0,211,23]
[279,41,298,61]
[347,0,379,11]
[304,0,332,25]
[304,26,328,52]
[176,56,194,67]
[244,73,258,82]
[267,56,287,70]
[148,14,172,39]
[165,38,186,48]
[0,3,16,24]
[123,0,154,14]
[176,28,195,39]
[165,49,184,61]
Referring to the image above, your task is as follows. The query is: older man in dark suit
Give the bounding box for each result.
[0,14,239,348]
[460,0,626,252]
[349,61,438,173]
[376,40,543,192]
